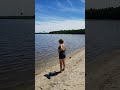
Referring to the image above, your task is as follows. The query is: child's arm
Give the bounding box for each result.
[60,44,65,51]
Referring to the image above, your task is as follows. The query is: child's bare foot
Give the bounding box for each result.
[60,69,62,73]
[62,68,65,71]
[59,71,62,73]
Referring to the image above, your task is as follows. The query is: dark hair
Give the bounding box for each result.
[59,39,64,44]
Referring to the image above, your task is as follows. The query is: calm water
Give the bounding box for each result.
[0,19,34,89]
[86,20,120,62]
[35,34,85,74]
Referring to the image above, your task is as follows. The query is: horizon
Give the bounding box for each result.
[35,28,85,33]
[35,0,85,33]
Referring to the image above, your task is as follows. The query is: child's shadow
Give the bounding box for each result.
[44,71,61,79]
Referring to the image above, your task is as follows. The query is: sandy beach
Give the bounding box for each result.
[86,49,120,90]
[35,48,85,90]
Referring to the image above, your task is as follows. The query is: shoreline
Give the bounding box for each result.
[35,47,85,75]
[35,48,85,90]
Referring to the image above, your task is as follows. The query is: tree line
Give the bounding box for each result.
[86,6,120,19]
[49,29,85,34]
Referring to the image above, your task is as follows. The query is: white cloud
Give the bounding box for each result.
[35,0,85,33]
[35,19,85,33]
[55,0,84,13]
[80,0,85,3]
[66,0,73,7]
[60,7,85,13]
[56,0,64,8]
[36,13,69,22]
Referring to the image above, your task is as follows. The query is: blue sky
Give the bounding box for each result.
[35,0,85,33]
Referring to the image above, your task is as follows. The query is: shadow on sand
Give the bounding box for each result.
[44,71,61,79]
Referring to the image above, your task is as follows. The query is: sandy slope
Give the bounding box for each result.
[35,48,85,90]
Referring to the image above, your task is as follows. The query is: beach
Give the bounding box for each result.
[35,34,85,75]
[86,49,120,90]
[35,48,85,90]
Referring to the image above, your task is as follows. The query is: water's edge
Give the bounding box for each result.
[35,47,85,75]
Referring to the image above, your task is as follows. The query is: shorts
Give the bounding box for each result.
[59,53,66,59]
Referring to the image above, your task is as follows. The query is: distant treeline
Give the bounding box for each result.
[86,6,120,19]
[0,16,35,19]
[49,29,85,34]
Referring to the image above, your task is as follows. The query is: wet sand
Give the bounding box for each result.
[35,48,85,90]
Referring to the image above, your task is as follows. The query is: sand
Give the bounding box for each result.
[86,49,120,90]
[35,48,85,90]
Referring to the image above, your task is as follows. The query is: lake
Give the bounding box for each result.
[0,19,34,89]
[35,34,85,74]
[86,20,120,63]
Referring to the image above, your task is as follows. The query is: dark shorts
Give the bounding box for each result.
[59,53,66,59]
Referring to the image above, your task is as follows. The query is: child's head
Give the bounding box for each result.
[59,39,64,44]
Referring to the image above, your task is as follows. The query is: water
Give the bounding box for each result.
[0,19,34,89]
[86,20,120,62]
[35,34,85,74]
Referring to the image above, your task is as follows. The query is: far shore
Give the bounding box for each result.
[35,29,85,34]
[35,48,85,90]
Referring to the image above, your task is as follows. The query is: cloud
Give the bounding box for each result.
[60,7,85,13]
[56,0,64,8]
[36,4,58,12]
[66,0,73,7]
[80,0,85,3]
[55,0,84,13]
[35,19,85,32]
[35,4,84,22]
[35,0,85,33]
[36,14,69,22]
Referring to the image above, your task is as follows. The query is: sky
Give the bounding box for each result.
[0,0,34,16]
[35,0,85,33]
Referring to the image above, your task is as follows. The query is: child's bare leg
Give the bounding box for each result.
[59,59,62,72]
[62,59,65,71]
